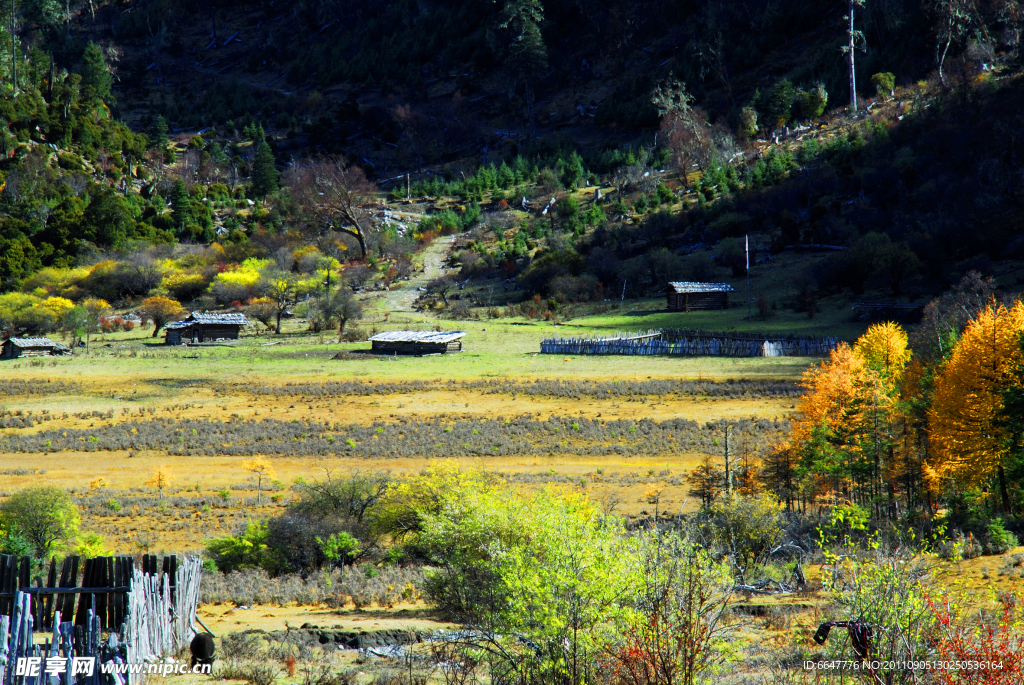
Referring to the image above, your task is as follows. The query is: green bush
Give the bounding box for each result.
[796,83,828,119]
[986,518,1018,555]
[205,520,282,573]
[871,72,896,97]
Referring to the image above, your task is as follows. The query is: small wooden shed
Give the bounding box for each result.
[164,312,249,345]
[368,331,465,354]
[1,337,72,359]
[666,282,735,311]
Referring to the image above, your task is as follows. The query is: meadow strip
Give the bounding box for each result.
[220,378,801,399]
[1,415,789,458]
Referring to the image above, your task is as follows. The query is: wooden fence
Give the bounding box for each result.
[0,592,109,685]
[540,330,841,357]
[0,554,202,685]
[126,556,202,664]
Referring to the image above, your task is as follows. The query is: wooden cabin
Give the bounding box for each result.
[164,312,249,345]
[665,282,735,311]
[1,337,72,359]
[368,331,465,354]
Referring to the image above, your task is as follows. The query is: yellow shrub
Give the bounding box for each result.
[212,258,271,289]
[35,296,75,319]
[0,292,42,321]
[20,267,90,296]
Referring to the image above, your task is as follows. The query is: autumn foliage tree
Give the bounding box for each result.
[929,301,1024,512]
[779,322,912,516]
[140,296,185,338]
[146,467,173,499]
[243,458,277,505]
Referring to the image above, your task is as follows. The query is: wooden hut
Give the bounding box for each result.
[164,312,249,345]
[665,282,735,311]
[368,331,465,354]
[1,337,72,359]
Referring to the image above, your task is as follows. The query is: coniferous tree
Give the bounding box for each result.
[170,180,191,234]
[153,115,169,151]
[491,0,547,137]
[80,42,111,104]
[931,301,1024,513]
[251,141,279,200]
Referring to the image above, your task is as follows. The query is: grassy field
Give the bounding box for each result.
[1,287,962,685]
[0,304,814,555]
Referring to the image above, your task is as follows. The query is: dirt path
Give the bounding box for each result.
[383,235,456,312]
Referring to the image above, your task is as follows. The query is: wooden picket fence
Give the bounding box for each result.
[126,556,202,666]
[0,592,108,685]
[0,554,133,631]
[540,329,841,357]
[0,554,202,685]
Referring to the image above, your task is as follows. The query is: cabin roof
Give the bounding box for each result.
[666,282,735,293]
[4,337,57,348]
[369,331,466,344]
[184,312,250,325]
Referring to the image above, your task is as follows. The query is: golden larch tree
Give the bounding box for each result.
[243,458,277,505]
[792,343,874,446]
[929,301,1024,511]
[146,467,174,499]
[854,321,912,389]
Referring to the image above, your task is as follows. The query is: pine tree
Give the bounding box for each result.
[492,0,548,137]
[80,42,112,104]
[250,141,278,200]
[153,115,169,150]
[170,180,191,234]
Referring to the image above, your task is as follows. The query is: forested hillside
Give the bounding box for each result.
[1,0,1023,327]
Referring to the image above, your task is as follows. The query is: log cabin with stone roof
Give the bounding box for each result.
[665,282,735,311]
[164,312,250,345]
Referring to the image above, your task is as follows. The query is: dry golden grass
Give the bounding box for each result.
[1,368,787,552]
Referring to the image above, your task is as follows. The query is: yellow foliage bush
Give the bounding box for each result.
[20,267,90,297]
[212,258,271,288]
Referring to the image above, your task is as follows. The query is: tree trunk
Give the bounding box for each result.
[938,34,953,89]
[848,0,856,112]
[10,0,17,96]
[275,311,283,334]
[526,82,536,138]
[999,463,1012,514]
[356,230,367,260]
[724,426,732,496]
[152,320,161,337]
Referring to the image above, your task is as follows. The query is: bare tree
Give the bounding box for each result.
[652,75,723,186]
[285,157,377,261]
[930,0,988,88]
[178,149,201,188]
[603,529,733,685]
[843,0,867,111]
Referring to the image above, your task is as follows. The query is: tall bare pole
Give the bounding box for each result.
[746,234,751,320]
[848,0,856,110]
[845,0,865,112]
[724,425,733,496]
[10,0,16,95]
